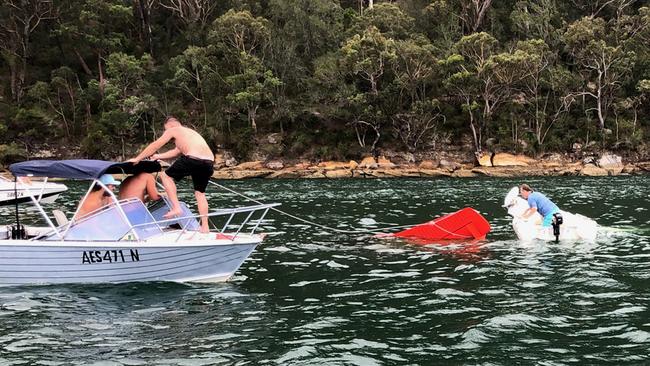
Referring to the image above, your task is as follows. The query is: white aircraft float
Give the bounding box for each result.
[503,187,598,242]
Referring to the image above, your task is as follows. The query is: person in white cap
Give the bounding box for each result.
[75,174,120,219]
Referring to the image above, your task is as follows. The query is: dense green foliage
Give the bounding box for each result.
[1,0,649,162]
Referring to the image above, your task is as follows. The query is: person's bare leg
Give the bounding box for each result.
[160,172,182,218]
[195,191,209,233]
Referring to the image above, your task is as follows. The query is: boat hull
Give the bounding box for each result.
[0,183,67,206]
[0,234,260,286]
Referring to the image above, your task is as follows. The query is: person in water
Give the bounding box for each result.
[75,174,120,219]
[118,172,162,203]
[128,116,215,233]
[519,184,560,227]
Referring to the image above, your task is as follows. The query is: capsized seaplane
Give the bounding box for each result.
[503,187,598,242]
[377,207,491,243]
[0,159,278,286]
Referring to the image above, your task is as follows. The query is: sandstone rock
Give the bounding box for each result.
[492,153,533,167]
[294,161,312,170]
[234,161,264,170]
[317,161,351,170]
[211,170,232,179]
[419,169,451,177]
[213,170,273,179]
[476,153,492,167]
[622,164,638,174]
[580,164,608,176]
[539,153,565,167]
[377,169,420,178]
[361,170,398,178]
[267,168,303,179]
[325,169,352,178]
[400,152,416,163]
[636,162,650,172]
[349,160,359,170]
[418,160,440,169]
[597,153,623,175]
[305,171,326,179]
[225,157,238,167]
[359,156,378,169]
[377,156,396,169]
[265,160,284,170]
[213,154,227,169]
[452,169,477,178]
[267,133,282,144]
[439,159,461,171]
[572,142,582,152]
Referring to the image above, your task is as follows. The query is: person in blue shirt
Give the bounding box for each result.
[519,184,560,227]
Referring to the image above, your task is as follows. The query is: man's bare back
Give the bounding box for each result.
[119,173,161,202]
[166,126,214,161]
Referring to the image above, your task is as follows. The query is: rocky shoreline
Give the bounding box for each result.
[211,152,650,179]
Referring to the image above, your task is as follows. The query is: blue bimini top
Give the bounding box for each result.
[9,159,161,180]
[527,191,559,217]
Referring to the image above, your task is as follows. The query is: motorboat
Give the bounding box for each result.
[0,175,67,206]
[503,187,598,242]
[376,207,491,242]
[0,159,278,286]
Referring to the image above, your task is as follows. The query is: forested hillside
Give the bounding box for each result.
[1,0,649,164]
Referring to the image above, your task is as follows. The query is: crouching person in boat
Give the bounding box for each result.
[519,184,560,227]
[75,174,120,220]
[119,173,162,203]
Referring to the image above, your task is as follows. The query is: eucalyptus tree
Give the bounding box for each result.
[100,52,158,158]
[442,32,498,153]
[509,39,576,148]
[266,0,344,130]
[0,0,55,104]
[563,16,636,131]
[27,67,83,138]
[510,0,562,46]
[352,2,415,40]
[209,10,280,132]
[224,53,282,133]
[390,36,447,151]
[339,25,397,153]
[166,46,220,128]
[423,0,463,54]
[53,0,133,97]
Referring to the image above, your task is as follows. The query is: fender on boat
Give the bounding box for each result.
[387,207,491,241]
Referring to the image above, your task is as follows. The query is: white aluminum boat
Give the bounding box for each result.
[0,175,67,206]
[0,159,278,286]
[503,187,598,242]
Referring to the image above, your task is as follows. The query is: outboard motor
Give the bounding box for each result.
[10,224,25,240]
[551,213,563,243]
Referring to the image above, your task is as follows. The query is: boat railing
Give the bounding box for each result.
[130,202,281,242]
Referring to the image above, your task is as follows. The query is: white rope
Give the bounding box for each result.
[208,180,472,238]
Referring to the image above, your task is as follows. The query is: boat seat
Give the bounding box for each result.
[52,209,69,226]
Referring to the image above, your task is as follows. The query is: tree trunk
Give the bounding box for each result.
[98,51,105,96]
[75,49,93,76]
[248,105,258,132]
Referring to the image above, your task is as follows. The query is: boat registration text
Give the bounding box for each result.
[82,249,140,264]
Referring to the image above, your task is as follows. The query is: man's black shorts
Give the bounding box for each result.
[165,155,214,193]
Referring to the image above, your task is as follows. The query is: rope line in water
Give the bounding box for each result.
[208,180,466,237]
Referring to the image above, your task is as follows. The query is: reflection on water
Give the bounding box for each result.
[0,176,649,364]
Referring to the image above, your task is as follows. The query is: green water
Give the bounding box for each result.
[1,176,649,364]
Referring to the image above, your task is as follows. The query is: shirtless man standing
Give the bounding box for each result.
[119,173,162,203]
[128,116,215,233]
